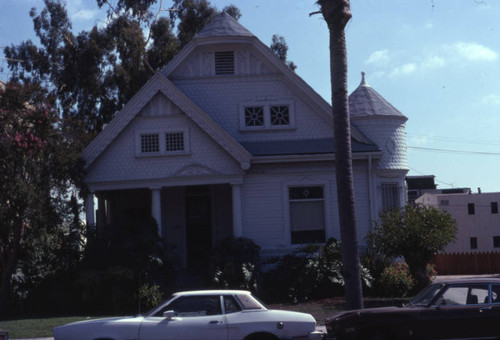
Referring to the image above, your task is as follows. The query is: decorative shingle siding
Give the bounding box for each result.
[353,118,408,170]
[85,114,242,185]
[175,77,333,142]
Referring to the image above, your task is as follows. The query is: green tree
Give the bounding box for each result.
[314,0,364,309]
[366,204,457,290]
[0,81,84,316]
[270,34,297,71]
[5,0,295,141]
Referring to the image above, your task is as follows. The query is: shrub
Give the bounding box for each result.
[378,262,415,297]
[210,237,261,291]
[261,238,372,303]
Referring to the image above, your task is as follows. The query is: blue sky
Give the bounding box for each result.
[1,0,500,192]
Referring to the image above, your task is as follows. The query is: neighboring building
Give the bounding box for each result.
[417,191,500,253]
[82,13,409,269]
[406,175,470,204]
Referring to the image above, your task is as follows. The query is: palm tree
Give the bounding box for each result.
[314,0,363,310]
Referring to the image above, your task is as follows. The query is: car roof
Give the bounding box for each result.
[434,278,500,285]
[172,290,252,297]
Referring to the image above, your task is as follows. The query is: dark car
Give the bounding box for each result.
[326,278,500,340]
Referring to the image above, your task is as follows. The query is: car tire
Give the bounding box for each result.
[245,333,279,340]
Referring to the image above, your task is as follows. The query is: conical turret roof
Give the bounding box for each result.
[349,72,407,120]
[195,12,254,39]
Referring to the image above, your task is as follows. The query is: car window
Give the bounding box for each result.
[161,295,222,317]
[223,295,241,314]
[412,283,444,306]
[235,294,266,310]
[440,285,488,306]
[491,285,500,304]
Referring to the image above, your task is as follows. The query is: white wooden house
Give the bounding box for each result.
[83,13,408,269]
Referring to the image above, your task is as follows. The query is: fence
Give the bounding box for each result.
[432,252,500,275]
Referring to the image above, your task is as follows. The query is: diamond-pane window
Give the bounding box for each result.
[141,134,159,153]
[270,105,290,126]
[165,132,184,152]
[245,106,264,127]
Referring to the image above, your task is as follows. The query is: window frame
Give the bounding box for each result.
[468,203,475,215]
[239,101,295,131]
[492,202,498,214]
[285,184,327,245]
[135,128,190,157]
[381,182,400,211]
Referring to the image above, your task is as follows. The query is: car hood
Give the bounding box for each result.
[54,316,141,331]
[326,306,406,323]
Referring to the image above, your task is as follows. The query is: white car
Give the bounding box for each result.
[53,290,325,340]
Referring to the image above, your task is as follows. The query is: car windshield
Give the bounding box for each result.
[235,294,267,310]
[411,283,444,306]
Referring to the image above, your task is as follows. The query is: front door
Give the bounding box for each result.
[185,186,212,269]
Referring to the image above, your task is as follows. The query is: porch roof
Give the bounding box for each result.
[240,138,380,156]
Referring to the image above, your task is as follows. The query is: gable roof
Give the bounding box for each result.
[82,72,252,170]
[162,13,373,145]
[349,72,407,120]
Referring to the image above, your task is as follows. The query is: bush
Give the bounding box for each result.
[261,238,372,303]
[210,237,261,291]
[378,262,415,297]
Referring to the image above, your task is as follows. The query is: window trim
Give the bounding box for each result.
[283,181,331,246]
[381,182,401,211]
[135,128,190,157]
[239,101,295,131]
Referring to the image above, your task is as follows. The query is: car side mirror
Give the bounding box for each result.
[163,310,177,320]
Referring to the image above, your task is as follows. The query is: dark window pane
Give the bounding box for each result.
[468,203,475,215]
[291,230,325,244]
[289,187,324,200]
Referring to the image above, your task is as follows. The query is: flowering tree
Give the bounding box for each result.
[0,81,84,315]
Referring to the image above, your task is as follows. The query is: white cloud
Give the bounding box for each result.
[365,49,390,66]
[72,9,98,21]
[452,42,497,62]
[389,63,417,78]
[421,55,446,69]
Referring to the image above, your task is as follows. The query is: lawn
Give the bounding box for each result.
[0,298,407,338]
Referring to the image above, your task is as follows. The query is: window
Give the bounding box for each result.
[440,200,449,206]
[160,295,222,317]
[244,106,264,127]
[494,236,500,248]
[440,285,488,306]
[492,202,498,214]
[470,237,478,249]
[289,186,326,244]
[141,134,160,153]
[468,203,475,215]
[215,51,234,75]
[270,105,290,125]
[136,129,189,156]
[382,183,400,210]
[165,132,184,152]
[240,102,295,130]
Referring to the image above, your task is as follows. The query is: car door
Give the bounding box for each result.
[418,284,492,339]
[139,295,228,340]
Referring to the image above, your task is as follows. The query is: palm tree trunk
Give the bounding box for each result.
[318,0,364,310]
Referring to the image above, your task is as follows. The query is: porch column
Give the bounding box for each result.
[151,187,162,237]
[231,183,243,237]
[85,193,95,229]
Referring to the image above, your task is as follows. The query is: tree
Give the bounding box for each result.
[5,0,295,141]
[366,204,457,290]
[270,34,297,71]
[0,81,84,316]
[314,0,364,309]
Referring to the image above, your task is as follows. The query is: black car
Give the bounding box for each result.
[326,278,500,340]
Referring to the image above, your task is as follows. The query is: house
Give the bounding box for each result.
[82,13,409,269]
[416,191,500,253]
[406,175,470,204]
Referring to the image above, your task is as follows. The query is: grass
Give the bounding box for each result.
[0,316,92,338]
[0,298,407,338]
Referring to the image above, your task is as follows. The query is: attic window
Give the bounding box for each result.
[141,134,160,153]
[240,102,295,130]
[215,51,235,75]
[165,132,185,152]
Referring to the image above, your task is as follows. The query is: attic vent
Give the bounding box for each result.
[215,51,235,75]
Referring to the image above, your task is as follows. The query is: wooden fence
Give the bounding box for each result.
[432,252,500,275]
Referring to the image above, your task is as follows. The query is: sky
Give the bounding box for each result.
[1,0,500,193]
